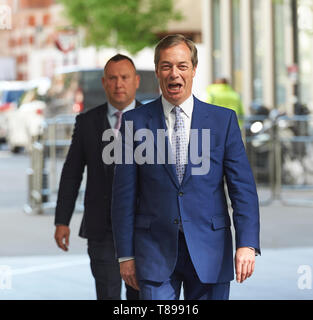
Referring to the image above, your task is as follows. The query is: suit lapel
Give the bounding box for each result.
[92,103,112,173]
[181,96,214,185]
[147,98,180,188]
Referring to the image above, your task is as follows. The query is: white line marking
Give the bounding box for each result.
[11,259,89,275]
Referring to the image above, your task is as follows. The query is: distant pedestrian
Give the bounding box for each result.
[206,78,244,127]
[54,54,140,300]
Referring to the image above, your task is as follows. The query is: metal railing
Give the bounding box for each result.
[274,115,313,206]
[24,113,313,214]
[243,114,313,207]
[24,114,85,214]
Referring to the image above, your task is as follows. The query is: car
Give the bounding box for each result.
[44,66,160,118]
[6,78,51,153]
[0,81,29,143]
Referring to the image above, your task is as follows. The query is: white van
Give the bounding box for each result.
[5,78,50,153]
[0,81,30,143]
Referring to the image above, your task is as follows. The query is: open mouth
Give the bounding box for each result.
[168,83,182,92]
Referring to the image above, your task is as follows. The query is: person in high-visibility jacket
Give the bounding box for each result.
[206,78,244,128]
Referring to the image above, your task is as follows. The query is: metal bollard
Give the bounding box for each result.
[24,142,45,214]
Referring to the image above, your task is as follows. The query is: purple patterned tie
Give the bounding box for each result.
[172,106,188,184]
[114,111,123,135]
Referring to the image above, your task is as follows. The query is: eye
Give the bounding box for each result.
[160,64,171,71]
[179,65,188,70]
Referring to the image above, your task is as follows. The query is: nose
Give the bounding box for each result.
[116,76,123,88]
[169,66,179,79]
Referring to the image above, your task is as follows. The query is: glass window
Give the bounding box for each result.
[212,0,222,80]
[298,0,313,111]
[274,0,288,108]
[232,0,242,95]
[252,0,264,104]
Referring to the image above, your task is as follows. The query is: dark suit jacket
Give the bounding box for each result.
[55,101,141,239]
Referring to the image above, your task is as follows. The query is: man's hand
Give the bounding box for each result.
[54,225,70,251]
[235,247,255,283]
[120,259,140,291]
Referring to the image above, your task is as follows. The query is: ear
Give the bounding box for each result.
[135,74,140,89]
[101,77,106,90]
[192,65,197,78]
[155,66,160,79]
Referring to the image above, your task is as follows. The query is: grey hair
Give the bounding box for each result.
[154,34,198,68]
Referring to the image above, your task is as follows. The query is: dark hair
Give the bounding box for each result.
[104,54,136,74]
[214,78,229,85]
[154,34,198,68]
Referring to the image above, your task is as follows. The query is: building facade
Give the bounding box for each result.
[201,0,313,115]
[1,0,313,115]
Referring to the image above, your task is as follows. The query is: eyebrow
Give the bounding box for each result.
[160,61,189,65]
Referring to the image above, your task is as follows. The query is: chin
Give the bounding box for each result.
[169,96,183,104]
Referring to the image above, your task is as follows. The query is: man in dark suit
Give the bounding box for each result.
[111,35,260,300]
[54,54,140,300]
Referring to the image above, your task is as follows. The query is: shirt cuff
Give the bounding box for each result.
[118,256,135,263]
[248,247,260,256]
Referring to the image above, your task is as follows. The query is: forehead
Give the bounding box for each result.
[104,59,135,75]
[158,43,192,64]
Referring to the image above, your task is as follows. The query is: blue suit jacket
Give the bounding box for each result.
[111,96,260,284]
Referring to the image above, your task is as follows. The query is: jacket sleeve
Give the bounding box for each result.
[111,114,138,258]
[54,114,86,226]
[223,110,261,254]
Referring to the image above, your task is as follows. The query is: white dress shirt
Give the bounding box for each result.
[107,100,136,128]
[162,94,194,147]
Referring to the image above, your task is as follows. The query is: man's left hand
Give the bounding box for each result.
[235,247,255,283]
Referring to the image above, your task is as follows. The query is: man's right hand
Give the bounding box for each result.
[120,259,140,291]
[54,225,70,251]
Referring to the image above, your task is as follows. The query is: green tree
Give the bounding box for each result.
[57,0,182,54]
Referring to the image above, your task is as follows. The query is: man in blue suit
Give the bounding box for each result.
[111,34,260,300]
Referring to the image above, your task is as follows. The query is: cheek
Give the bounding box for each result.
[159,76,168,86]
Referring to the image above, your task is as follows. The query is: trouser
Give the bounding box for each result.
[139,231,230,300]
[87,231,139,300]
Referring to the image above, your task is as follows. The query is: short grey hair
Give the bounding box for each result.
[154,34,198,68]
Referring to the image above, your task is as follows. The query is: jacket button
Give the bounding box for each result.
[173,219,179,224]
[178,192,184,196]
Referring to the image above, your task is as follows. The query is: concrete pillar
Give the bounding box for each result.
[201,0,214,86]
[284,0,296,115]
[240,0,253,113]
[263,0,275,109]
[220,0,233,82]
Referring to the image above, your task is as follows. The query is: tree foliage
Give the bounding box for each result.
[57,0,182,54]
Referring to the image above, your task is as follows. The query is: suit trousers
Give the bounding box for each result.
[139,232,230,300]
[87,231,139,300]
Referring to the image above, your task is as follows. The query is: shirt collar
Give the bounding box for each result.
[162,95,194,119]
[107,100,136,116]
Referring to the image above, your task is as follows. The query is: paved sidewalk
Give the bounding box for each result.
[1,149,312,300]
[0,247,312,300]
